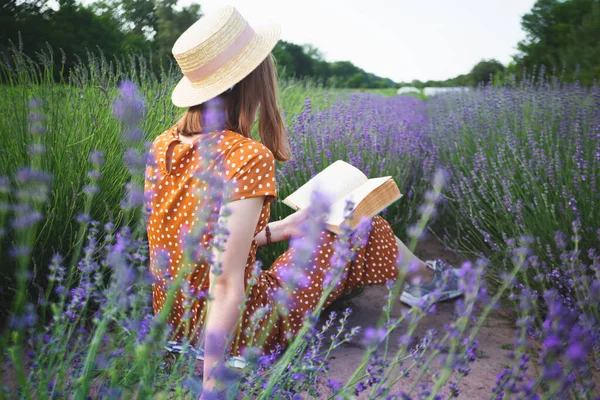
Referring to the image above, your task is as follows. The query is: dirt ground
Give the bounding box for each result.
[318,286,519,399]
[311,235,524,399]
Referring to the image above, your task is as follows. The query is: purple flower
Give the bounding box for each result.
[122,182,144,209]
[565,342,586,365]
[202,96,227,133]
[350,216,372,247]
[289,189,332,268]
[203,329,228,357]
[89,150,105,167]
[0,176,9,193]
[112,81,145,127]
[124,127,143,142]
[124,148,145,171]
[16,168,52,185]
[542,335,561,351]
[27,143,45,155]
[278,267,310,290]
[328,379,342,392]
[554,231,567,250]
[11,209,42,230]
[28,97,45,135]
[362,326,387,347]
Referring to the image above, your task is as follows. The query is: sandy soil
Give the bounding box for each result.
[317,286,519,399]
[311,235,525,399]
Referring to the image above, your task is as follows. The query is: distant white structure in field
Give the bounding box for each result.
[423,87,470,97]
[396,86,421,95]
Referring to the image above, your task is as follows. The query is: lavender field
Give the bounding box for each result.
[1,51,599,399]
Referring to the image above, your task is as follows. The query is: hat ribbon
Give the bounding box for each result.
[184,24,255,83]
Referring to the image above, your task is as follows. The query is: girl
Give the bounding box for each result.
[144,5,462,395]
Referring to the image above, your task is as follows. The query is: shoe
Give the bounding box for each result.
[164,340,205,360]
[226,356,247,369]
[163,340,247,369]
[399,259,463,307]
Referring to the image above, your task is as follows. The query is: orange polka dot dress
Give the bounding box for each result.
[144,126,401,358]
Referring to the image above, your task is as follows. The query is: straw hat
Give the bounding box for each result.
[171,6,281,108]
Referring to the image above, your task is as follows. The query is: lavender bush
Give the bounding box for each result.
[0,80,461,398]
[264,93,436,267]
[428,76,599,304]
[428,75,600,396]
[1,48,599,398]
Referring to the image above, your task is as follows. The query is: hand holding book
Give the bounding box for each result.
[282,160,402,234]
[279,208,311,239]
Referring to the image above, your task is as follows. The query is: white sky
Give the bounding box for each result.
[76,0,537,82]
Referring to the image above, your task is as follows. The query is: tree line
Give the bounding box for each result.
[0,0,397,88]
[402,0,599,88]
[1,0,598,88]
[515,0,599,85]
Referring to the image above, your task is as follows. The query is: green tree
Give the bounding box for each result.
[0,0,130,75]
[50,0,126,61]
[346,72,366,88]
[272,41,296,77]
[470,59,505,86]
[154,0,202,65]
[410,80,424,89]
[274,41,314,77]
[0,1,50,53]
[91,0,202,69]
[121,0,156,35]
[516,0,600,84]
[329,61,359,82]
[312,60,330,82]
[1,0,396,88]
[302,44,324,61]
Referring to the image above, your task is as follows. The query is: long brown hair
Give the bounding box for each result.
[176,54,290,162]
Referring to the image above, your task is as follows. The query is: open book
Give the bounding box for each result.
[282,160,402,234]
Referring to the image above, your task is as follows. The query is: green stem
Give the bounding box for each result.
[429,253,525,398]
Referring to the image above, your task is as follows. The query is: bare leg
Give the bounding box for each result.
[395,236,434,284]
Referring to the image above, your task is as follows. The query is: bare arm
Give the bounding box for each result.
[202,196,264,394]
[254,219,289,246]
[254,208,309,246]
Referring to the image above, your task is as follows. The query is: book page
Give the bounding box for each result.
[283,160,368,210]
[326,177,391,226]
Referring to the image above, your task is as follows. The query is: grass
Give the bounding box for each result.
[0,48,338,313]
[0,46,598,398]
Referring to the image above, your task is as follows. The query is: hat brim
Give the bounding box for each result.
[171,24,281,108]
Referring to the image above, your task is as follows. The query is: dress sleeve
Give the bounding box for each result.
[226,139,277,204]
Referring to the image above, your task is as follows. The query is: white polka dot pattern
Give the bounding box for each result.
[144,126,401,358]
[224,136,276,204]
